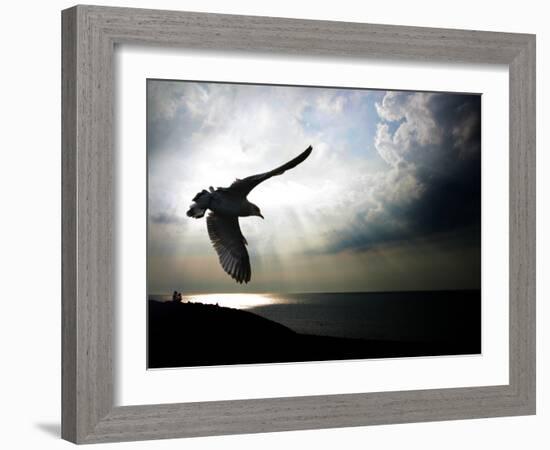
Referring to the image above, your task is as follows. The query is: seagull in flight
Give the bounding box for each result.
[186,145,313,284]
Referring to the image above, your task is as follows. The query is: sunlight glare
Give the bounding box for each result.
[184,293,280,310]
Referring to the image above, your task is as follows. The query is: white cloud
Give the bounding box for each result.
[375,92,441,161]
[316,92,346,115]
[369,92,438,223]
[148,82,361,260]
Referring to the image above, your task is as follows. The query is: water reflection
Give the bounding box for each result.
[184,293,282,310]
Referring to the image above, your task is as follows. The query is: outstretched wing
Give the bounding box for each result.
[228,145,313,197]
[206,212,251,284]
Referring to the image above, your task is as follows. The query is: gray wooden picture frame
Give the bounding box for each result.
[61,5,536,444]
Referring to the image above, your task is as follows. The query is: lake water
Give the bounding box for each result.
[149,290,481,344]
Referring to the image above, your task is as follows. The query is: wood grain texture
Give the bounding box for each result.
[61,4,536,444]
[61,7,77,443]
[508,36,536,408]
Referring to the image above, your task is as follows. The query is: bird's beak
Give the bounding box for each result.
[259,213,264,219]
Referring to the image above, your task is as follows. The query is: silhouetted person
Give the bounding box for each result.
[177,292,183,302]
[172,291,179,302]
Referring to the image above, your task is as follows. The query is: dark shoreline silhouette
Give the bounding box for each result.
[148,299,481,369]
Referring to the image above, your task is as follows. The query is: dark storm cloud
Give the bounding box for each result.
[328,93,481,253]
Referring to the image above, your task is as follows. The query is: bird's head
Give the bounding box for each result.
[249,203,264,219]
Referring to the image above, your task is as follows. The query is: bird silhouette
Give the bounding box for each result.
[186,145,313,284]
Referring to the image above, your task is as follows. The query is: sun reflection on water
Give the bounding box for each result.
[184,293,282,310]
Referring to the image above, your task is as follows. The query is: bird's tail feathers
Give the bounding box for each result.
[192,189,209,202]
[186,189,211,219]
[186,205,206,218]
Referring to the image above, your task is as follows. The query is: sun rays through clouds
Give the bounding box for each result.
[147,80,481,294]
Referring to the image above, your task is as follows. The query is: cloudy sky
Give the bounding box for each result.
[147,79,481,294]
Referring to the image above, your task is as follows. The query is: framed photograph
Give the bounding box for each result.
[62,5,536,444]
[146,79,483,369]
